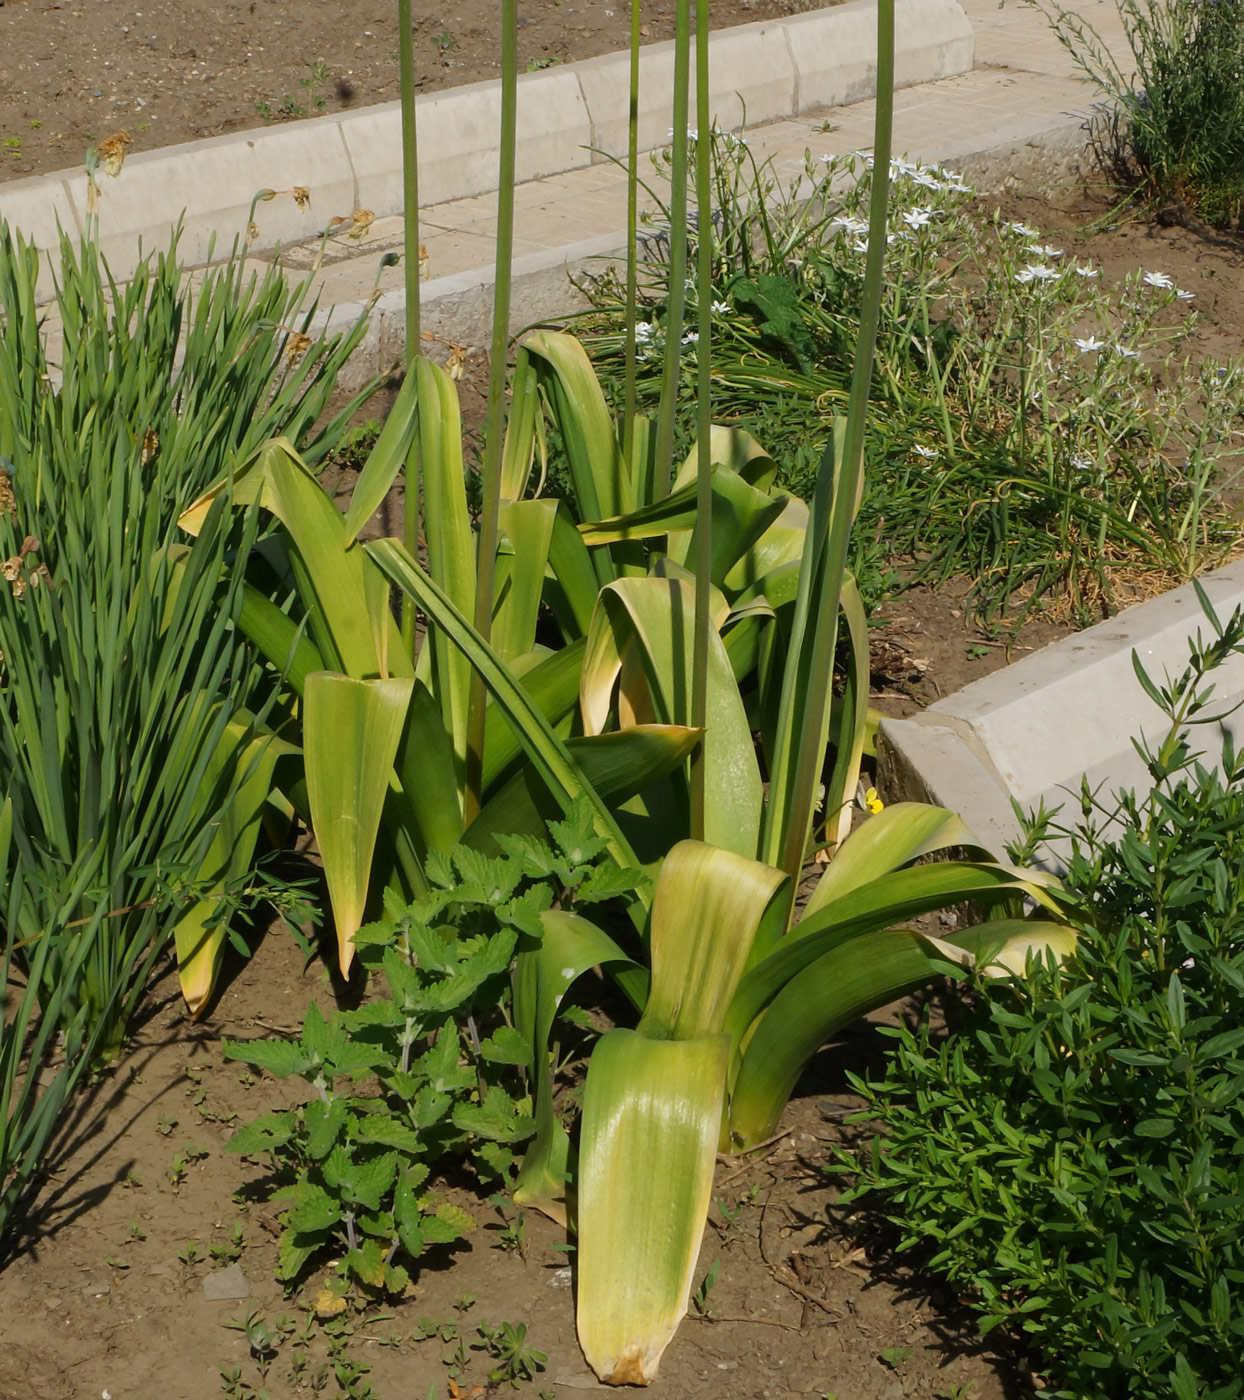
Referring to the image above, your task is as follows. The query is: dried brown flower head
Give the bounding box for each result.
[94,131,132,178]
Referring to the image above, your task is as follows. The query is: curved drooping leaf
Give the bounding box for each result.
[511,909,641,1223]
[726,918,1079,1148]
[802,800,993,921]
[576,1029,729,1386]
[725,858,1073,1054]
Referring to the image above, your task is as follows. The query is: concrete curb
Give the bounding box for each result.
[877,558,1244,868]
[0,0,972,296]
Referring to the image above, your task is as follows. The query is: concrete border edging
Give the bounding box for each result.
[0,0,974,294]
[877,558,1244,866]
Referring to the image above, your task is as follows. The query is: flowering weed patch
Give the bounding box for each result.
[576,135,1244,623]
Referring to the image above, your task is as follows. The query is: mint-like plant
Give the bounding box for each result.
[224,803,644,1294]
[833,585,1244,1400]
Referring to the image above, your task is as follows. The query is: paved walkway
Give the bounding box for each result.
[264,0,1135,333]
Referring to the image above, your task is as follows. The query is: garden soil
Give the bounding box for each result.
[4,96,1244,1400]
[0,0,831,184]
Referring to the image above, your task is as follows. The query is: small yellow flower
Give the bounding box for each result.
[864,786,884,814]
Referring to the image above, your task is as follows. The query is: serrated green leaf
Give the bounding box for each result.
[348,1151,399,1211]
[277,1230,321,1282]
[478,1025,534,1067]
[305,1098,349,1159]
[285,1185,342,1234]
[225,1111,297,1157]
[221,1036,312,1079]
[354,1115,425,1154]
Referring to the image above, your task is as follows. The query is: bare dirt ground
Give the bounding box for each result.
[0,0,831,183]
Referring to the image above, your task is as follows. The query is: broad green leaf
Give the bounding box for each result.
[181,439,410,682]
[493,498,559,661]
[512,909,642,1223]
[499,344,543,502]
[236,584,324,696]
[414,356,476,769]
[670,424,778,494]
[342,367,419,543]
[305,672,414,974]
[394,679,464,858]
[174,720,291,1018]
[641,840,786,1041]
[727,860,1073,1051]
[576,1029,728,1385]
[664,467,788,586]
[727,917,1078,1148]
[580,576,763,858]
[464,725,702,853]
[803,800,993,922]
[365,538,642,885]
[522,330,633,520]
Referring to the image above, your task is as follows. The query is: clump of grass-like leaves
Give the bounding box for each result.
[0,223,371,1248]
[1042,0,1244,229]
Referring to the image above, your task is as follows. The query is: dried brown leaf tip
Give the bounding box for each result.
[94,131,132,178]
[284,332,313,366]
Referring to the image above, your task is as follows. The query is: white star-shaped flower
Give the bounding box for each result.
[1176,288,1195,301]
[1070,453,1094,470]
[1025,244,1064,258]
[1115,344,1140,359]
[912,444,939,460]
[1142,270,1173,288]
[900,207,933,230]
[1015,263,1058,284]
[1074,336,1106,353]
[1074,265,1100,278]
[1007,221,1041,238]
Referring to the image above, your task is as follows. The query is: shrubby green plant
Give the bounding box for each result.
[832,587,1244,1400]
[1040,0,1244,228]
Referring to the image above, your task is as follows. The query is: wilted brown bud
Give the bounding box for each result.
[285,332,313,366]
[94,130,132,177]
[347,208,375,240]
[292,186,310,210]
